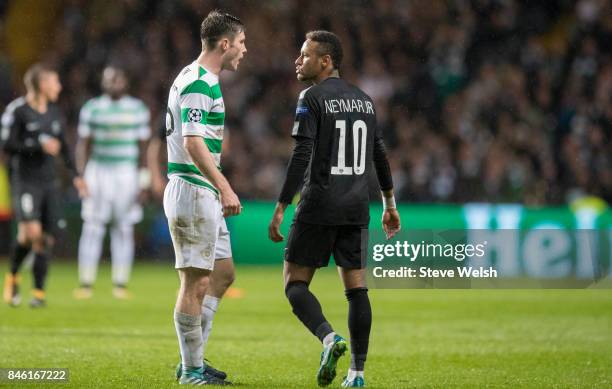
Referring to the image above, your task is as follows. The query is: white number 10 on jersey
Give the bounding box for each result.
[331,119,367,175]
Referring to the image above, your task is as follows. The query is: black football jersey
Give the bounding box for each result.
[1,97,77,182]
[292,77,381,225]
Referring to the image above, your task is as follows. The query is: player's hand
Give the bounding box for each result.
[137,190,149,205]
[73,176,89,199]
[220,187,241,217]
[41,137,61,156]
[382,208,401,240]
[268,204,286,242]
[151,176,166,200]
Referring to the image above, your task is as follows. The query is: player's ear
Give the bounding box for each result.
[221,38,229,52]
[322,54,332,69]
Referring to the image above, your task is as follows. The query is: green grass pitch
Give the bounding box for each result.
[1,261,611,388]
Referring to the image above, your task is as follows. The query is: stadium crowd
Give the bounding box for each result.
[1,0,611,205]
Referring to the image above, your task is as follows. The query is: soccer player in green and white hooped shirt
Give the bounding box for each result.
[74,67,151,300]
[164,10,245,386]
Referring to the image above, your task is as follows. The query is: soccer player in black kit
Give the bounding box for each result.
[269,31,401,387]
[1,64,87,307]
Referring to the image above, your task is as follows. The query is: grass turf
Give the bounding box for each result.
[0,261,611,388]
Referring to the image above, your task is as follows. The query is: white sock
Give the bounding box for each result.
[201,295,220,355]
[78,222,105,285]
[110,224,134,286]
[347,369,364,381]
[174,311,204,369]
[323,332,336,348]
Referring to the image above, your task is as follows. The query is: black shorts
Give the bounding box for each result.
[11,179,61,234]
[284,220,368,269]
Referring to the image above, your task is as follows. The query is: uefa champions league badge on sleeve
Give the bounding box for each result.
[187,108,203,123]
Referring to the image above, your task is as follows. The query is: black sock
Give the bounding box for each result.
[33,252,49,291]
[346,287,371,371]
[285,281,333,342]
[10,242,30,275]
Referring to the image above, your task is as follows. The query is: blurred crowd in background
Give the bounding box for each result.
[0,0,610,205]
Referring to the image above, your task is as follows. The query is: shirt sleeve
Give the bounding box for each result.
[1,107,42,154]
[373,120,393,192]
[179,80,215,138]
[278,136,314,204]
[291,89,318,139]
[0,105,16,148]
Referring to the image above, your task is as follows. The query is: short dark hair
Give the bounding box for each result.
[200,10,244,50]
[305,30,343,69]
[24,63,56,92]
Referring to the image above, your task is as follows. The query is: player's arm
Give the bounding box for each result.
[183,136,240,216]
[1,108,55,155]
[136,104,152,197]
[146,123,167,199]
[269,90,317,242]
[269,136,313,242]
[58,115,88,198]
[373,125,400,239]
[180,86,240,217]
[75,102,93,175]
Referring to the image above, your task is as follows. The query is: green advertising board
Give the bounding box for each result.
[227,201,611,275]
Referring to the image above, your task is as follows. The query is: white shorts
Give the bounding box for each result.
[81,162,143,225]
[163,176,232,270]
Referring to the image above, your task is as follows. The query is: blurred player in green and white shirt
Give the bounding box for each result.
[74,66,151,300]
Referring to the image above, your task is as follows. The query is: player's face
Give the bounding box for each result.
[295,40,324,83]
[222,31,247,72]
[101,68,128,97]
[39,72,62,102]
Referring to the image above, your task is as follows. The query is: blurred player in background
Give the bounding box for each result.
[268,31,401,387]
[73,66,151,300]
[164,10,245,385]
[1,63,88,308]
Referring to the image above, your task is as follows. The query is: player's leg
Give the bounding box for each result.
[110,221,134,298]
[284,221,346,386]
[200,256,234,379]
[285,260,348,387]
[109,165,141,298]
[176,212,234,381]
[202,220,234,347]
[175,267,214,384]
[178,257,233,381]
[3,223,31,306]
[283,260,325,336]
[338,267,369,387]
[75,163,108,298]
[29,183,64,308]
[165,178,227,385]
[25,220,47,307]
[16,184,49,307]
[4,183,33,306]
[334,225,370,388]
[76,220,105,297]
[175,268,209,361]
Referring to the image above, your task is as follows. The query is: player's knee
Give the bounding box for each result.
[285,280,309,300]
[30,235,46,252]
[221,268,235,289]
[83,221,105,237]
[114,223,133,236]
[345,287,368,302]
[194,274,210,301]
[25,224,43,245]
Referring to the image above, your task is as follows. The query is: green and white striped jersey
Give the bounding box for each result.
[165,62,224,195]
[78,95,150,164]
